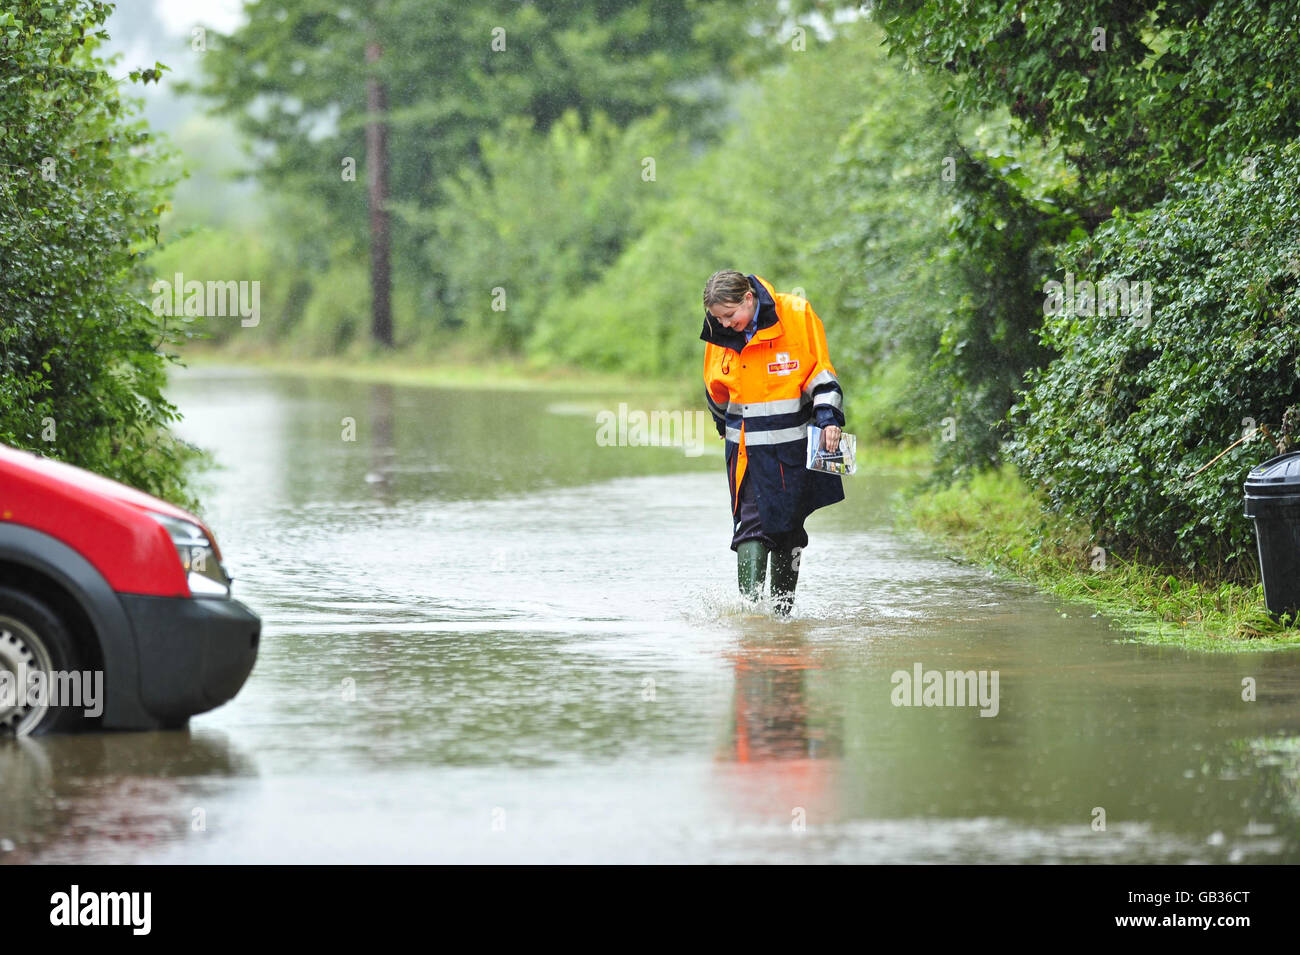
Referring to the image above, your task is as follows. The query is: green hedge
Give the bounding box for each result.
[1010,140,1300,576]
[1,1,197,507]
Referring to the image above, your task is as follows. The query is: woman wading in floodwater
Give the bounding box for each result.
[700,270,846,615]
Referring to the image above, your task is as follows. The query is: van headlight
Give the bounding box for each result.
[146,512,232,598]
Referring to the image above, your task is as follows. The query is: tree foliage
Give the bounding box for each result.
[192,0,776,327]
[526,18,935,382]
[427,107,681,351]
[1,0,197,506]
[874,0,1300,569]
[1010,141,1300,575]
[872,0,1300,219]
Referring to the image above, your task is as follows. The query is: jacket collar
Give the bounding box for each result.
[699,274,780,353]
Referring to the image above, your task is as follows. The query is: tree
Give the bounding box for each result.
[192,0,775,346]
[868,0,1300,477]
[872,0,1300,568]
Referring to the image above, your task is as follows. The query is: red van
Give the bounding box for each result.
[0,443,259,736]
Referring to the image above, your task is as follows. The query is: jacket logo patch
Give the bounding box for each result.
[767,352,799,376]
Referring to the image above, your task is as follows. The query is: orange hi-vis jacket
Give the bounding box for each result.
[701,274,845,540]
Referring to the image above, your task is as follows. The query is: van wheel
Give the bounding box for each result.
[0,586,86,736]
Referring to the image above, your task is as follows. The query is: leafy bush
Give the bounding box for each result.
[531,18,949,388]
[796,50,959,443]
[428,107,679,352]
[296,256,371,354]
[1010,140,1300,576]
[872,0,1300,481]
[0,0,197,507]
[926,145,1076,475]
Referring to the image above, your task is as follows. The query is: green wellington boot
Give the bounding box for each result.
[769,546,800,616]
[736,540,769,602]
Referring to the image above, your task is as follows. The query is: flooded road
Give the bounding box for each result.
[4,366,1300,862]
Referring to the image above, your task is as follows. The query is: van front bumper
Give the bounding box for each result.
[117,593,261,727]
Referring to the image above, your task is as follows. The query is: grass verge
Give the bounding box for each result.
[901,461,1300,651]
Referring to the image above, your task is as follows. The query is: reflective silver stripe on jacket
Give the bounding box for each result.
[803,369,838,396]
[725,397,806,418]
[732,425,807,447]
[812,390,843,410]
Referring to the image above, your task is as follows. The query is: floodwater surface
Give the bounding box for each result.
[3,366,1299,863]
